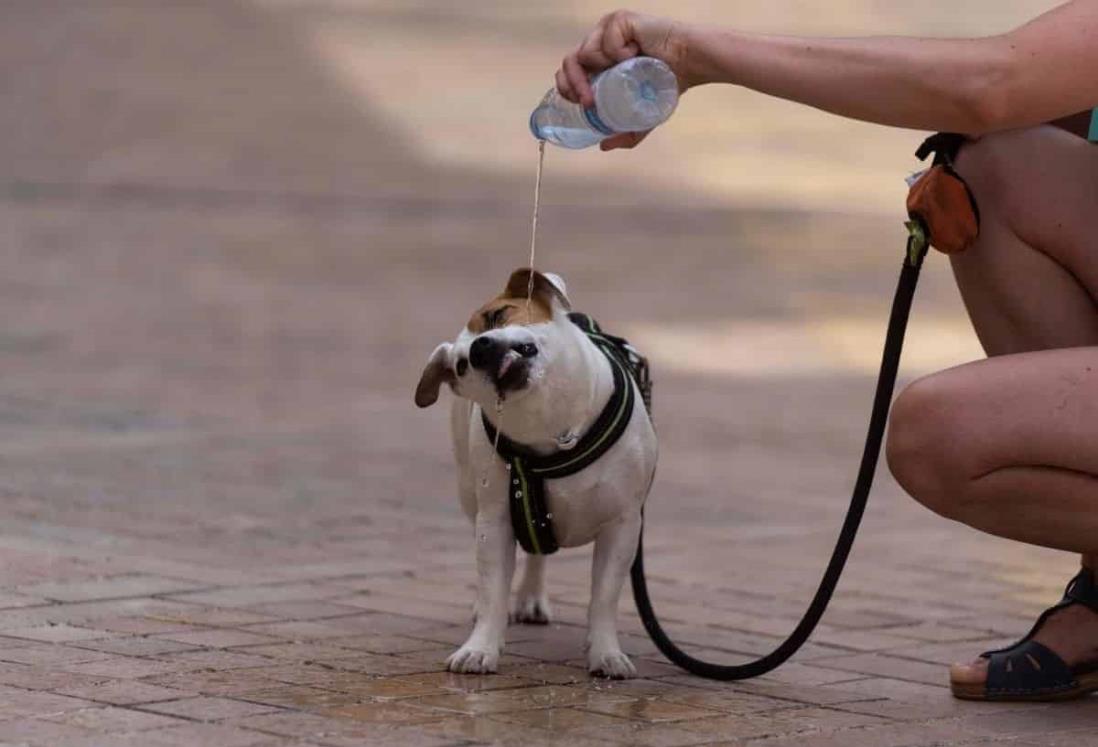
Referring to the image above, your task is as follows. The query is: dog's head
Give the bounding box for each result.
[415,268,571,409]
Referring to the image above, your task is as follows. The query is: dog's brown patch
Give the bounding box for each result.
[466,269,569,333]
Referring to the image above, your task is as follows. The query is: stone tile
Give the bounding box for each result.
[140,669,289,698]
[511,661,592,686]
[75,636,201,657]
[332,594,465,623]
[64,723,278,747]
[235,711,455,747]
[18,575,204,602]
[0,664,111,692]
[491,707,710,746]
[161,629,279,649]
[578,697,726,723]
[0,644,112,667]
[411,685,631,716]
[144,607,282,627]
[167,584,347,609]
[41,705,187,732]
[319,701,444,724]
[53,679,187,706]
[237,642,359,662]
[751,719,992,747]
[418,716,624,746]
[0,594,48,611]
[0,624,115,643]
[0,718,95,746]
[808,653,951,687]
[85,616,203,636]
[59,656,184,679]
[675,706,891,740]
[139,696,282,721]
[232,683,362,710]
[240,621,374,641]
[239,601,369,621]
[883,622,1001,643]
[883,638,1009,667]
[330,633,445,654]
[0,686,96,718]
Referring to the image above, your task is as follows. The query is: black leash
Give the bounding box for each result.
[630,235,930,680]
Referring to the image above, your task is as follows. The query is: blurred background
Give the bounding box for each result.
[1,0,1074,636]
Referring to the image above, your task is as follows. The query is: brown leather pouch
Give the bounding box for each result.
[905,132,980,255]
[906,163,980,254]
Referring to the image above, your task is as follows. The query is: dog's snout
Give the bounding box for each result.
[469,336,500,371]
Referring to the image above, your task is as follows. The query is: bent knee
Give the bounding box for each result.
[953,127,1056,208]
[886,374,984,521]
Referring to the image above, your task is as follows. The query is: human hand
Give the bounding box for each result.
[555,10,697,151]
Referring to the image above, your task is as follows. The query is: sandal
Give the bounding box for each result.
[951,569,1098,701]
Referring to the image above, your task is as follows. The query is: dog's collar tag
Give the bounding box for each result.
[555,429,580,450]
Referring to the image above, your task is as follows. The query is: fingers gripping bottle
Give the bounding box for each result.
[530,57,679,149]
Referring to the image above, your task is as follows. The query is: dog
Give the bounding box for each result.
[415,268,657,678]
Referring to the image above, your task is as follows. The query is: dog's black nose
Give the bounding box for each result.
[469,336,501,371]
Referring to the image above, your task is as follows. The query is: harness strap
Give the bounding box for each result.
[482,313,645,554]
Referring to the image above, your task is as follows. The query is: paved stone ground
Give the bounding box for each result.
[1,2,1093,746]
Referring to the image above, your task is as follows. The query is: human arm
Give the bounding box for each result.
[557,3,1098,148]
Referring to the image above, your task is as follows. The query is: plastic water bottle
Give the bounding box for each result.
[530,57,679,149]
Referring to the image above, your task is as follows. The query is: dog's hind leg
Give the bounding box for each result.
[511,554,552,625]
[586,510,641,679]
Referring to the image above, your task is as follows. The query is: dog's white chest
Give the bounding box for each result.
[455,390,656,549]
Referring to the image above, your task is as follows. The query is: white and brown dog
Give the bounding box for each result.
[415,268,657,678]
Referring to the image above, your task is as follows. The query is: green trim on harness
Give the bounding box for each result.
[481,313,651,555]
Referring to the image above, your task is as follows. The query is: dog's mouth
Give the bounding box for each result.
[494,351,530,394]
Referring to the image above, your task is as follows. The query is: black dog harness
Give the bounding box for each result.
[481,313,651,555]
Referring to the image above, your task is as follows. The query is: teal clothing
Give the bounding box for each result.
[1090,108,1098,142]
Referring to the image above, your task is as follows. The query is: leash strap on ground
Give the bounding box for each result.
[630,234,930,680]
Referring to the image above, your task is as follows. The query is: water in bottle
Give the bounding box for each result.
[530,56,679,149]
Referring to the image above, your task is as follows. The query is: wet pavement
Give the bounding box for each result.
[0,1,1091,746]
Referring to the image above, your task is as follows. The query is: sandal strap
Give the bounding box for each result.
[984,639,1077,698]
[1063,568,1098,614]
[981,568,1097,658]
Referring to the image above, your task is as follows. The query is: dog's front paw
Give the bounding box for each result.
[588,648,636,679]
[510,593,552,625]
[446,644,499,674]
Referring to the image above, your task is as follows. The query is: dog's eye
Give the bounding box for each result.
[484,307,510,330]
[456,358,468,376]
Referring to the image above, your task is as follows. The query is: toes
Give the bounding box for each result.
[446,646,499,674]
[949,658,988,685]
[589,651,636,679]
[511,597,552,625]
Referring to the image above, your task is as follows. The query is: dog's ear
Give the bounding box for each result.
[415,343,454,408]
[541,273,569,304]
[503,268,571,311]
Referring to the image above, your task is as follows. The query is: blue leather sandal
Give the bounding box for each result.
[952,569,1098,701]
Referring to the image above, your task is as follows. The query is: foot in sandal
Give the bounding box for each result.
[951,568,1098,701]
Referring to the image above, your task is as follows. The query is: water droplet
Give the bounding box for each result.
[546,512,553,519]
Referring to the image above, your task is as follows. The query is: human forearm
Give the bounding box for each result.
[683,29,1011,134]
